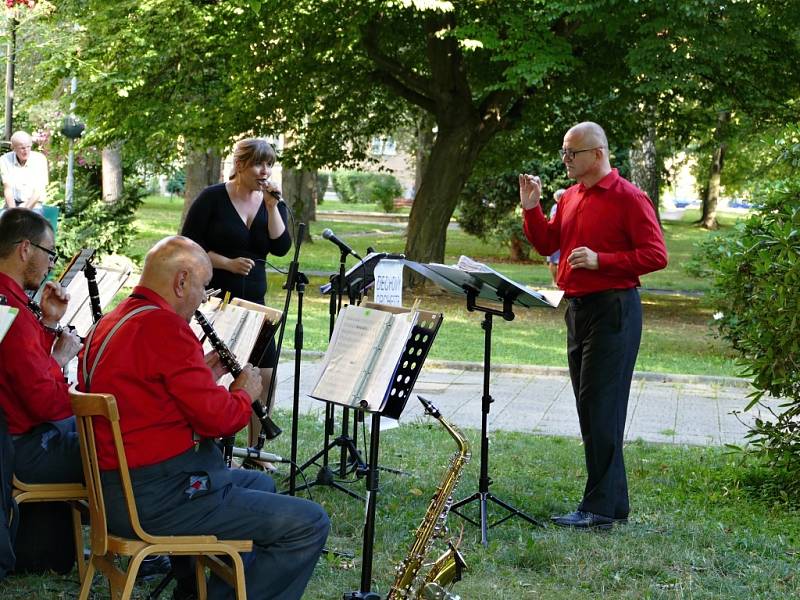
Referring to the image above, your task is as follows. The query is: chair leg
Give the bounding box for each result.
[230,553,247,600]
[119,551,148,600]
[195,558,208,600]
[77,555,97,600]
[70,501,87,583]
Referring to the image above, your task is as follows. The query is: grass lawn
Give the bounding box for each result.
[3,412,798,599]
[119,195,740,377]
[5,199,786,599]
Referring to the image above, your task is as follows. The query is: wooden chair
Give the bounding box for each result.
[69,388,252,600]
[11,475,88,583]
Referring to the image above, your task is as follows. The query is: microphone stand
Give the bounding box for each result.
[265,222,307,495]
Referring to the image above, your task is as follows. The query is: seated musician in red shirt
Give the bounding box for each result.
[0,208,83,484]
[78,235,329,600]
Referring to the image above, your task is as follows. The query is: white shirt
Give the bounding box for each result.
[0,150,49,207]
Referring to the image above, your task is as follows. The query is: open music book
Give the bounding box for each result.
[193,297,282,387]
[58,251,133,336]
[0,305,18,344]
[310,303,421,412]
[425,255,563,309]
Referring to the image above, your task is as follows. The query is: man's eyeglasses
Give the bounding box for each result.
[559,147,601,161]
[17,240,59,264]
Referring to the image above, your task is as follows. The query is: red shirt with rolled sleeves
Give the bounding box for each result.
[523,169,668,297]
[0,272,71,434]
[77,286,252,470]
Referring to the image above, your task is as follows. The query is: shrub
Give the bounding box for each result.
[166,170,186,195]
[50,176,146,259]
[364,173,402,213]
[692,129,800,504]
[330,170,402,211]
[316,171,330,205]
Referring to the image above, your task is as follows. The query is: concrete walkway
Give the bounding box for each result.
[272,356,780,447]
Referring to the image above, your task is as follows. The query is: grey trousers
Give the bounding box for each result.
[101,442,329,600]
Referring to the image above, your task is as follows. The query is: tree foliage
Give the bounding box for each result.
[692,125,800,502]
[457,158,570,260]
[24,0,800,265]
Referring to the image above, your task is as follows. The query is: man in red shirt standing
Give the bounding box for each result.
[79,236,328,600]
[0,208,83,484]
[519,122,668,529]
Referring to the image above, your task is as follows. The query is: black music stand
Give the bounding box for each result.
[318,306,441,600]
[405,259,560,545]
[296,252,403,499]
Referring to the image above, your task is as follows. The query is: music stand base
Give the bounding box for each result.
[343,593,381,600]
[451,489,544,546]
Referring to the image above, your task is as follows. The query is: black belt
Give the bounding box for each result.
[566,287,635,307]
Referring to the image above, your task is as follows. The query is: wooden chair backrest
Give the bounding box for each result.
[69,388,160,553]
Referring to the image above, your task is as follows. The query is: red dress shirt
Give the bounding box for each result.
[523,169,668,297]
[0,272,70,435]
[77,286,252,470]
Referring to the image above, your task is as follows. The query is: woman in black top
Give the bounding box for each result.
[182,138,291,452]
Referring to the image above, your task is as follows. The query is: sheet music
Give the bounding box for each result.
[0,305,18,343]
[62,264,132,336]
[312,305,392,406]
[430,255,562,308]
[194,300,267,387]
[358,308,418,410]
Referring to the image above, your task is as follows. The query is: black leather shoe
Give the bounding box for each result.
[136,554,172,579]
[551,510,615,530]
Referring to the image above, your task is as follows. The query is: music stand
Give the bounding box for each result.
[311,305,441,600]
[296,252,403,499]
[405,259,560,545]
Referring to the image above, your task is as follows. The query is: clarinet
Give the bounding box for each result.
[83,260,103,323]
[194,310,282,441]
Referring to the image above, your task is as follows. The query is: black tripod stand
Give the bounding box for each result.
[450,288,544,546]
[293,249,368,500]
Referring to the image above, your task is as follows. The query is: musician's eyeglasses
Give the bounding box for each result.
[17,240,59,265]
[559,147,601,161]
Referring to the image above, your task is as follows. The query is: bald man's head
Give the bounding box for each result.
[567,122,608,149]
[140,236,212,320]
[562,122,612,186]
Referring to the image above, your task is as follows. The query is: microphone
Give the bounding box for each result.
[322,228,362,260]
[230,446,290,464]
[257,179,283,202]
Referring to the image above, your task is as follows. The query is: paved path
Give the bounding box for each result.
[272,356,779,447]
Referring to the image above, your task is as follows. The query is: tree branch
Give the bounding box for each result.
[361,17,436,112]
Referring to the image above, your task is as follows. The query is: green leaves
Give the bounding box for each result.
[695,133,800,503]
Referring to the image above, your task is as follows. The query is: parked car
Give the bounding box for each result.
[673,198,700,209]
[727,198,753,209]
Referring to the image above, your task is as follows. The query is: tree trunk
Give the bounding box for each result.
[101,143,123,203]
[700,111,731,231]
[405,124,484,266]
[282,168,315,242]
[181,147,222,229]
[414,111,436,197]
[629,126,661,225]
[509,234,529,261]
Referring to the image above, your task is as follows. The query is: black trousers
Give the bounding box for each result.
[565,288,641,519]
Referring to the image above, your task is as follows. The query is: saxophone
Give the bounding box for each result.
[387,396,471,600]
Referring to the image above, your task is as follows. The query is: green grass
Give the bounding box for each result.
[319,196,412,215]
[112,195,743,377]
[263,281,739,376]
[3,412,798,598]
